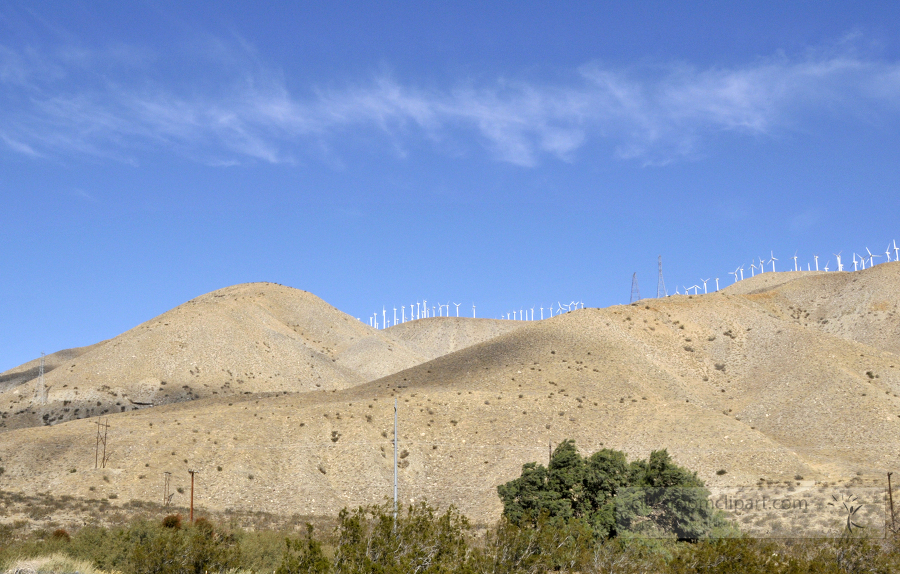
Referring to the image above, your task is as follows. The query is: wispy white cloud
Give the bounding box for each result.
[2,39,900,167]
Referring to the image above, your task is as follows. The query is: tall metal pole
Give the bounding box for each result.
[393,399,398,519]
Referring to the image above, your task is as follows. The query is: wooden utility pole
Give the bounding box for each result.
[889,472,896,534]
[188,469,197,523]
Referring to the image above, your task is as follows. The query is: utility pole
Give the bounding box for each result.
[657,256,667,298]
[393,399,398,519]
[94,419,110,469]
[163,471,172,507]
[630,273,641,303]
[188,469,197,523]
[889,472,896,533]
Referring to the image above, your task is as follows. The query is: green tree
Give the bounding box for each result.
[498,441,728,540]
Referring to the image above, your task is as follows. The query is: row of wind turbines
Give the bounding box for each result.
[671,240,899,296]
[363,299,584,329]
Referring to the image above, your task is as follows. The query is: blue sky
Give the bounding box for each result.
[2,2,900,370]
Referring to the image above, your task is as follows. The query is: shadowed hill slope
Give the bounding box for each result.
[0,343,105,394]
[0,267,897,524]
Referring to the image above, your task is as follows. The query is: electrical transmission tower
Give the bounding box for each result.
[94,419,111,468]
[657,255,667,298]
[630,273,641,303]
[162,471,173,506]
[33,352,46,405]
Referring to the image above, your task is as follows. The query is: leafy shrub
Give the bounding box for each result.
[161,514,182,529]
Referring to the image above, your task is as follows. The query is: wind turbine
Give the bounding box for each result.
[530,307,535,321]
[729,269,737,284]
[792,251,799,271]
[692,285,701,295]
[701,278,710,294]
[715,278,720,291]
[540,306,544,320]
[749,262,757,277]
[834,252,842,272]
[401,306,406,323]
[393,307,397,325]
[738,266,744,281]
[824,261,830,272]
[886,244,892,263]
[894,240,899,261]
[472,304,476,318]
[383,307,387,329]
[852,254,859,271]
[454,302,460,317]
[866,247,879,267]
[760,256,766,273]
[769,252,778,272]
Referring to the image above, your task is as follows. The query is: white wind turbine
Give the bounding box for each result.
[894,240,899,261]
[769,252,778,272]
[852,254,859,271]
[393,307,397,325]
[540,306,544,320]
[759,256,766,273]
[530,307,535,321]
[886,244,892,263]
[813,254,819,271]
[472,304,476,318]
[729,269,738,284]
[715,278,720,291]
[866,247,879,267]
[792,251,799,271]
[701,278,710,294]
[383,307,387,328]
[834,252,843,272]
[692,285,701,295]
[749,262,757,277]
[739,266,745,281]
[824,261,830,272]
[454,302,460,317]
[401,306,406,323]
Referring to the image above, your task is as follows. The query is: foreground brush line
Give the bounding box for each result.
[3,502,900,574]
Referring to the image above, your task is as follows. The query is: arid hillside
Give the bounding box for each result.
[0,284,520,432]
[0,268,897,526]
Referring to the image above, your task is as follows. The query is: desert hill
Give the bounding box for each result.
[0,284,520,432]
[724,263,900,355]
[0,267,898,527]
